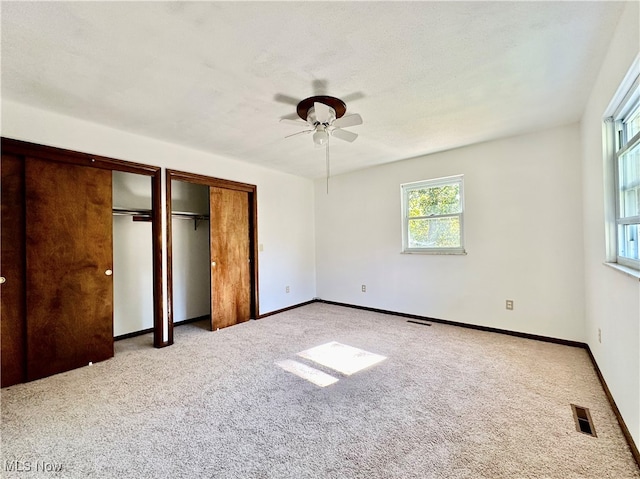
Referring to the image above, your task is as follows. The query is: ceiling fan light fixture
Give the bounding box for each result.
[313,129,329,146]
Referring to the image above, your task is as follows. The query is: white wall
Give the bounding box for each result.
[113,216,154,336]
[171,218,211,323]
[580,1,639,448]
[113,170,152,210]
[1,100,317,326]
[316,124,585,342]
[171,179,209,213]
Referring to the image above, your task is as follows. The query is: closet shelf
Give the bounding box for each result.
[112,207,152,220]
[112,209,208,229]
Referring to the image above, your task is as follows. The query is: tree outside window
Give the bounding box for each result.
[401,175,465,254]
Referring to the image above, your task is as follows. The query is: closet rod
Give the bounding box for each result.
[171,212,209,220]
[171,211,209,230]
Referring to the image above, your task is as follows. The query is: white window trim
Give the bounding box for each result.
[603,54,640,272]
[613,121,640,271]
[400,174,466,255]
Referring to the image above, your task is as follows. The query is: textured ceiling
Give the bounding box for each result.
[0,2,625,178]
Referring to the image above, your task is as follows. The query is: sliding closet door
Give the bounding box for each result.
[1,154,26,387]
[25,158,114,381]
[209,186,251,330]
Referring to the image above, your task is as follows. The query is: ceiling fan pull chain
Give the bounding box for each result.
[326,137,330,194]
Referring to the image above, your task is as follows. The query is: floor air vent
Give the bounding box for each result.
[571,404,597,437]
[407,320,431,326]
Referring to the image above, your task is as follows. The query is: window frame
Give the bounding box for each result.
[611,73,640,271]
[400,174,466,255]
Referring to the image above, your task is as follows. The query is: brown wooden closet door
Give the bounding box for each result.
[25,158,114,381]
[209,187,251,330]
[1,154,26,387]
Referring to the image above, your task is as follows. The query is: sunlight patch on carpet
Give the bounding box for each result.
[275,359,339,387]
[297,341,386,376]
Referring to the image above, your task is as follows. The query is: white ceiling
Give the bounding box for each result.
[1,1,625,178]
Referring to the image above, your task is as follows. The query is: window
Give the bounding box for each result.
[611,72,640,270]
[401,175,465,254]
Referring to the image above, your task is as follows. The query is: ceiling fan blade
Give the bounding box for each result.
[331,128,358,142]
[274,93,301,106]
[314,101,331,124]
[285,130,313,139]
[280,118,308,127]
[333,113,363,129]
[341,91,365,103]
[280,112,301,121]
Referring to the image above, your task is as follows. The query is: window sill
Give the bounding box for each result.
[402,250,467,256]
[603,262,640,280]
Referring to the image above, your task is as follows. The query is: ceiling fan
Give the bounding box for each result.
[280,95,363,192]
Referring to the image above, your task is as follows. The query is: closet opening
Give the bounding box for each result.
[112,171,156,345]
[166,170,259,344]
[170,179,212,335]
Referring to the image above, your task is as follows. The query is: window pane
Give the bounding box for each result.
[625,106,640,140]
[618,223,639,260]
[407,184,460,217]
[619,142,640,218]
[408,216,460,248]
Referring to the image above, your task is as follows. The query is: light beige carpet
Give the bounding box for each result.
[1,303,638,478]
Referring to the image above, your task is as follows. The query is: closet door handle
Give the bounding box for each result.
[0,276,5,284]
[211,261,216,267]
[105,269,113,276]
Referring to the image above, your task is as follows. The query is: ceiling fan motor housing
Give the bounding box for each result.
[296,95,347,121]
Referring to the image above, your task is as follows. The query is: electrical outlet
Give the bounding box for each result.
[285,286,290,294]
[598,328,601,343]
[506,300,514,310]
[361,284,366,293]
